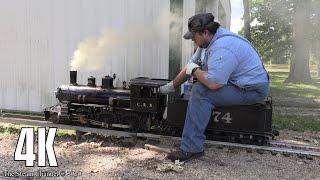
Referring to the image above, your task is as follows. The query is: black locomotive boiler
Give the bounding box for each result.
[44,71,278,145]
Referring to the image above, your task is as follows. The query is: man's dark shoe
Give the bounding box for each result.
[167,150,204,162]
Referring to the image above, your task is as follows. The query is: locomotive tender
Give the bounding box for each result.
[44,71,278,145]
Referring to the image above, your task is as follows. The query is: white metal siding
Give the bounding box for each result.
[220,0,231,28]
[181,0,231,67]
[0,0,170,112]
[206,0,231,29]
[182,0,196,67]
[0,0,230,112]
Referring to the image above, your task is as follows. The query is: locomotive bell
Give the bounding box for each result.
[87,76,96,87]
[70,71,77,85]
[102,75,114,89]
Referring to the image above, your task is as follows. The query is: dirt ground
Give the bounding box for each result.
[0,130,320,180]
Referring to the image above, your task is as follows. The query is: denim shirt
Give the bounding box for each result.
[189,28,269,88]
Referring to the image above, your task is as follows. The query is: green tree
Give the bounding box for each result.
[309,1,320,78]
[285,0,312,83]
[248,0,320,83]
[249,0,293,65]
[243,0,252,42]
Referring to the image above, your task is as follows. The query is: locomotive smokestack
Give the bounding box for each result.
[70,71,77,85]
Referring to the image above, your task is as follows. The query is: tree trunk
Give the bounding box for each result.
[243,0,251,41]
[285,2,312,83]
[318,62,320,78]
[318,57,320,78]
[317,41,320,78]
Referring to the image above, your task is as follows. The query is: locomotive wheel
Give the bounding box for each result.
[230,134,238,143]
[74,107,92,125]
[255,136,267,146]
[49,114,60,124]
[120,112,141,132]
[96,111,117,128]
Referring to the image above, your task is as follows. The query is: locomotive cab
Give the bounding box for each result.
[129,77,169,113]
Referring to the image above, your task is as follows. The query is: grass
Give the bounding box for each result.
[266,64,320,132]
[267,65,320,100]
[0,124,21,136]
[0,123,75,138]
[273,114,320,132]
[269,72,320,99]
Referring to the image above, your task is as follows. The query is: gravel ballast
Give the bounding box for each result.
[0,130,319,180]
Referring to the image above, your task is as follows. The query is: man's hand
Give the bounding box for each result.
[186,63,200,75]
[159,81,175,94]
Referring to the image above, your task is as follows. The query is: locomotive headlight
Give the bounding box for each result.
[54,88,62,97]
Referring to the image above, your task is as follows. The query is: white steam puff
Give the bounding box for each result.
[70,6,179,72]
[70,29,119,71]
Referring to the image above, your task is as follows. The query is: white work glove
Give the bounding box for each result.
[159,81,175,94]
[186,62,200,75]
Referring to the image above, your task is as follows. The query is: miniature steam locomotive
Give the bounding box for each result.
[44,71,278,145]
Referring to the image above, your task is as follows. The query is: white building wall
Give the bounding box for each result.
[205,0,231,29]
[181,0,231,67]
[182,0,196,67]
[0,0,170,112]
[0,0,231,112]
[219,0,231,28]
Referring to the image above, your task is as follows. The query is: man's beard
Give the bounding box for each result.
[199,41,210,48]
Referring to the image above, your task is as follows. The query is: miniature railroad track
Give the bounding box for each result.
[137,133,320,158]
[0,116,134,138]
[1,116,320,158]
[0,176,22,180]
[270,141,320,152]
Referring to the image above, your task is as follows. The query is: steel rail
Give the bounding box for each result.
[270,141,320,152]
[1,113,44,120]
[137,133,320,157]
[0,176,22,180]
[0,117,133,138]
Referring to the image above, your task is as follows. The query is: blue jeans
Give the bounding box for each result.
[180,82,269,153]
